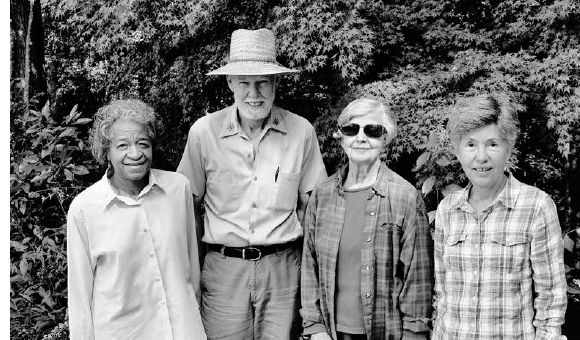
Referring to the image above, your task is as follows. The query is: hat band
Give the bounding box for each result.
[228,58,280,63]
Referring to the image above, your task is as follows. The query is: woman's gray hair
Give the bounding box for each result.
[336,98,398,145]
[89,99,159,164]
[447,94,520,149]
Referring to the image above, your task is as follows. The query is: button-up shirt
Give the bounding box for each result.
[433,174,567,340]
[177,105,327,246]
[301,163,433,339]
[67,169,206,340]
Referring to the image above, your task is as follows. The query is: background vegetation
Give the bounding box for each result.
[10,0,580,338]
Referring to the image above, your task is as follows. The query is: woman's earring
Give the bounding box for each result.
[106,160,114,177]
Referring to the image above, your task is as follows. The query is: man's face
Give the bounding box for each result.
[227,75,276,122]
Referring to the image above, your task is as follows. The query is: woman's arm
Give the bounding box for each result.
[530,195,567,340]
[300,192,330,337]
[67,204,95,340]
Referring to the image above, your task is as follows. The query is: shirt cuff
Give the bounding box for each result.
[303,323,328,336]
[403,316,431,333]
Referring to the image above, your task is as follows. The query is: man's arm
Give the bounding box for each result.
[297,192,311,226]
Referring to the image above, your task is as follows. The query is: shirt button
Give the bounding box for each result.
[252,203,257,208]
[367,319,372,325]
[253,176,257,181]
[370,211,376,216]
[365,292,371,298]
[366,237,371,242]
[473,270,478,277]
[155,277,161,282]
[143,228,148,233]
[365,265,370,271]
[149,253,154,258]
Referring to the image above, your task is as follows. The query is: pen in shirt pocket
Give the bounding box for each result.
[275,166,279,183]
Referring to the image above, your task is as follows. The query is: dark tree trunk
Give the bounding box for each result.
[11,0,47,107]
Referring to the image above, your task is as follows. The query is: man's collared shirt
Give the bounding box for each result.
[433,174,567,340]
[67,169,206,340]
[177,105,327,246]
[300,163,433,339]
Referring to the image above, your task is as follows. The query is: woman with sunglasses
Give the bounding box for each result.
[300,98,433,340]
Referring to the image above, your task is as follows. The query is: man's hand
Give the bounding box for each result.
[402,330,429,340]
[310,332,332,340]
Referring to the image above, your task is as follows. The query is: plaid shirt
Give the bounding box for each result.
[433,174,567,340]
[301,163,433,339]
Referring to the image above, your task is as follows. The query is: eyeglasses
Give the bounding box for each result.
[339,124,386,139]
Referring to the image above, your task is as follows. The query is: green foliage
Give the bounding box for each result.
[10,99,98,339]
[11,0,580,337]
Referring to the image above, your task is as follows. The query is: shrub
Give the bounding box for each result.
[10,99,98,339]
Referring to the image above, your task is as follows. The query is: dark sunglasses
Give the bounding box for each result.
[339,123,386,139]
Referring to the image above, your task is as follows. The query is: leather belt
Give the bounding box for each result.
[206,241,299,261]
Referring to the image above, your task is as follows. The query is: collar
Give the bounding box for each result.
[101,170,165,209]
[335,162,388,198]
[449,172,519,210]
[219,105,287,138]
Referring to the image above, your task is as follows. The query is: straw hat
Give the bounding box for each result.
[207,28,299,76]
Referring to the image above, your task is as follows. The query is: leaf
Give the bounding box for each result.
[72,118,93,125]
[435,155,451,167]
[427,210,436,224]
[41,144,55,159]
[563,233,575,252]
[422,175,436,195]
[72,165,90,175]
[414,152,431,171]
[41,101,51,119]
[64,168,74,181]
[19,259,29,277]
[58,127,76,139]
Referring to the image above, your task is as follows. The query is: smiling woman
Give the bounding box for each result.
[66,99,206,340]
[433,94,567,340]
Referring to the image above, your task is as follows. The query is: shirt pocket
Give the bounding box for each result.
[443,232,469,271]
[270,172,300,211]
[373,222,401,274]
[484,232,528,273]
[206,170,241,213]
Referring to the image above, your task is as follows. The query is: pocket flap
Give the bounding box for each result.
[446,232,467,246]
[489,233,528,246]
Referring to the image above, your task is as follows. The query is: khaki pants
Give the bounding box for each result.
[200,245,302,340]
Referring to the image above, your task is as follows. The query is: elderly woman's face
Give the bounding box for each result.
[107,118,152,185]
[455,124,511,191]
[340,110,385,166]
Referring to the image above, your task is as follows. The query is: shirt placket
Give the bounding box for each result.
[139,203,172,338]
[361,190,379,335]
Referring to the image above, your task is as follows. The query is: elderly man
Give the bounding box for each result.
[177,28,327,340]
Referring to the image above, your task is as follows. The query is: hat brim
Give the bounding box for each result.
[207,61,299,76]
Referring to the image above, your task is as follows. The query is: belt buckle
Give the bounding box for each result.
[242,247,261,261]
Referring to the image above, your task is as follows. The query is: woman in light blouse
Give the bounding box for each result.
[300,98,433,340]
[433,94,567,339]
[67,99,206,340]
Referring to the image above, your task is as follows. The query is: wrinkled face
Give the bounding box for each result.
[455,124,511,191]
[340,110,386,166]
[107,118,153,185]
[227,75,276,121]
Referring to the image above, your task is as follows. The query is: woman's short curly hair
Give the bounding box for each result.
[89,99,159,164]
[447,93,520,149]
[335,98,398,146]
